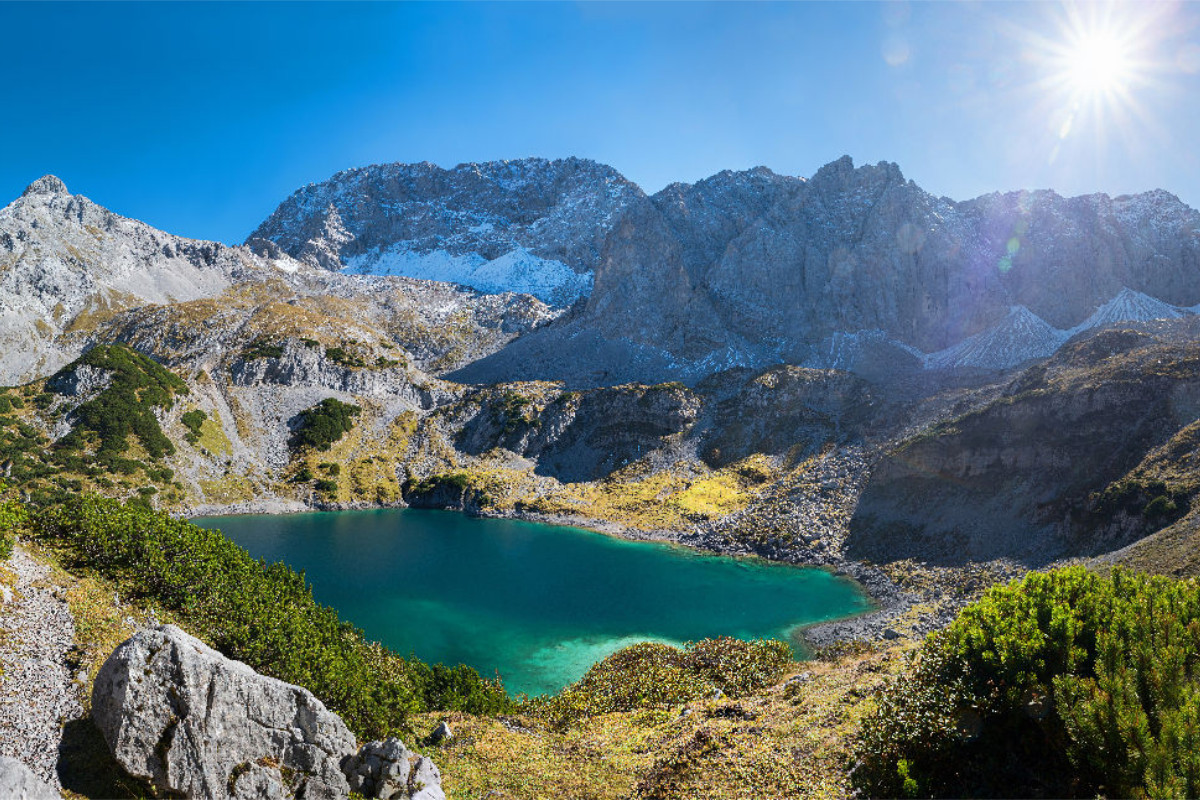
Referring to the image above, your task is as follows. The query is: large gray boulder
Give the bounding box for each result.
[0,756,58,800]
[343,738,445,800]
[91,625,355,799]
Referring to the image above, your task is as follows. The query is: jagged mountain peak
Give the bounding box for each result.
[809,155,905,188]
[249,156,648,306]
[21,175,69,198]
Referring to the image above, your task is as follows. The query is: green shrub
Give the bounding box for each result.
[686,636,792,696]
[314,479,337,494]
[0,482,26,560]
[51,344,187,463]
[0,396,11,414]
[33,495,510,737]
[318,462,341,476]
[181,409,207,445]
[535,637,791,729]
[853,567,1200,798]
[325,347,366,369]
[292,399,361,452]
[241,339,284,360]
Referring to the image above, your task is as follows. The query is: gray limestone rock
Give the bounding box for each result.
[0,756,59,800]
[343,738,446,800]
[91,625,356,799]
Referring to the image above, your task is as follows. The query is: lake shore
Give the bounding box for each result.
[182,495,934,650]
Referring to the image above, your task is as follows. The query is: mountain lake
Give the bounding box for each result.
[193,508,873,697]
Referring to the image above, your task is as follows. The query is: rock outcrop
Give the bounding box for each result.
[92,625,356,799]
[0,756,58,800]
[343,739,445,800]
[91,625,450,800]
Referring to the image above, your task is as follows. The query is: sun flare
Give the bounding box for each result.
[1065,29,1133,95]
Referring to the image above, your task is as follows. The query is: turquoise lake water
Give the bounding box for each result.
[193,509,872,696]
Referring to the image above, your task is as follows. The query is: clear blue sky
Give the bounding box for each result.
[3,1,1198,244]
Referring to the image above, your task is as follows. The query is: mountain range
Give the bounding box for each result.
[4,155,1200,388]
[6,154,1200,579]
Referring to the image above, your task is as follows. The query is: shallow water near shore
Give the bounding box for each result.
[193,508,872,696]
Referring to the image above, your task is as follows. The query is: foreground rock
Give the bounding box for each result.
[92,625,355,799]
[0,756,58,800]
[344,738,445,800]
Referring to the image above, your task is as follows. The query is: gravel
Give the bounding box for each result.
[0,545,83,790]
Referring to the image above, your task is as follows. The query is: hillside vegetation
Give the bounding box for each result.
[25,492,509,739]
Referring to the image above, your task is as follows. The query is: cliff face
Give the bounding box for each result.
[428,156,1200,385]
[248,157,646,306]
[848,324,1200,565]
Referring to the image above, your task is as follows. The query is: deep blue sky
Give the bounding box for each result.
[3,1,1199,244]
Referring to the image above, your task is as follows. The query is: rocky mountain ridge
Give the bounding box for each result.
[248,157,642,306]
[262,154,1194,387]
[0,177,557,386]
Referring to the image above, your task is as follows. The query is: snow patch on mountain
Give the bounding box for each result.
[342,246,592,306]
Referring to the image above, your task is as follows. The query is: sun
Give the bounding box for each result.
[1064,29,1133,95]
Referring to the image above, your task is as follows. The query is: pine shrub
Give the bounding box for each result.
[854,567,1200,798]
[33,495,510,737]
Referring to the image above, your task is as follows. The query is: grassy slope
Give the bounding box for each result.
[415,644,906,800]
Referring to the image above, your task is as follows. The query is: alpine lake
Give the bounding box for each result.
[193,509,873,697]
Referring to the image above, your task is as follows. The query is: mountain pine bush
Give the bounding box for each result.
[33,495,511,737]
[292,398,361,451]
[854,567,1200,798]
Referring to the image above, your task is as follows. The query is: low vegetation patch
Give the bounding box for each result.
[31,494,510,738]
[533,637,791,729]
[240,338,284,361]
[52,344,187,465]
[854,566,1200,798]
[292,398,362,452]
[325,346,366,369]
[180,409,207,445]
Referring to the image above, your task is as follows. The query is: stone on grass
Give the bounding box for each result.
[344,737,446,800]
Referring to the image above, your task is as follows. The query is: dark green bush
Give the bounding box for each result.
[33,495,510,737]
[318,462,340,476]
[854,567,1200,798]
[241,339,284,360]
[181,409,207,445]
[0,482,26,560]
[314,479,337,494]
[292,399,361,452]
[325,347,366,368]
[51,344,187,462]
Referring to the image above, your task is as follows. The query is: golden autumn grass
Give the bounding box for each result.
[414,644,908,800]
